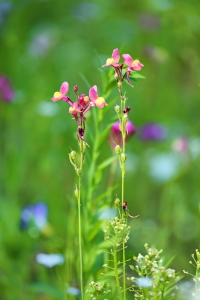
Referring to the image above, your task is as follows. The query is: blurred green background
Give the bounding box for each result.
[0,0,200,299]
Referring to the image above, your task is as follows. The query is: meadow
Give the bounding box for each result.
[0,0,200,299]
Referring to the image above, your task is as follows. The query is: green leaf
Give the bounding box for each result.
[97,156,117,171]
[92,184,118,207]
[87,220,102,241]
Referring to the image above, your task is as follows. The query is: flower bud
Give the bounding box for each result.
[114,198,120,207]
[73,85,78,92]
[70,150,76,160]
[123,113,128,122]
[74,187,79,198]
[115,145,121,154]
[117,82,122,87]
[121,153,127,161]
[76,168,82,176]
[114,73,118,79]
[114,105,120,113]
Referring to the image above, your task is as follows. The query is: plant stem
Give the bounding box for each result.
[195,263,200,299]
[119,84,127,300]
[113,236,123,300]
[78,141,84,300]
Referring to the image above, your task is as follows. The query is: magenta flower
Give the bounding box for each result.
[122,54,144,71]
[89,85,108,108]
[0,75,15,102]
[108,120,137,148]
[51,81,69,102]
[102,48,121,68]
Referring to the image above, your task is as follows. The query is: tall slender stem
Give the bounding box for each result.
[113,236,123,300]
[119,84,127,300]
[78,142,84,300]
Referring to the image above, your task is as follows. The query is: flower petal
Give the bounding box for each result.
[94,97,108,108]
[89,85,98,101]
[112,48,120,63]
[60,81,69,95]
[122,54,134,67]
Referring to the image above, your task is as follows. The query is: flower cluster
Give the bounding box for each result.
[86,281,111,300]
[183,249,200,299]
[128,244,180,299]
[104,216,131,245]
[52,82,107,140]
[102,48,144,87]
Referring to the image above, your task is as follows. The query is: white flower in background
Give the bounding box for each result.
[66,287,80,296]
[37,101,59,117]
[36,253,65,268]
[136,276,152,287]
[98,208,117,220]
[148,152,181,182]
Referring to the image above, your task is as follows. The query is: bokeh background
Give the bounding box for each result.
[0,0,200,299]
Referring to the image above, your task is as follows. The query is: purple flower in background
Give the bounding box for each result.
[0,75,15,102]
[108,120,137,148]
[20,201,48,230]
[140,123,168,141]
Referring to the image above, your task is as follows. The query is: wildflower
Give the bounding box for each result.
[20,201,48,230]
[0,75,15,102]
[36,253,65,268]
[139,122,168,141]
[102,48,122,68]
[122,54,144,71]
[89,85,108,108]
[51,81,70,102]
[109,120,137,148]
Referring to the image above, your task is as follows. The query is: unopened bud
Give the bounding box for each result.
[121,153,127,161]
[123,113,128,121]
[73,85,78,92]
[74,188,79,198]
[114,73,118,79]
[115,198,120,206]
[115,145,121,154]
[70,150,76,160]
[76,168,82,176]
[114,105,120,113]
[117,82,122,87]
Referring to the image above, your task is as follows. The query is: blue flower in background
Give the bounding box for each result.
[20,201,48,230]
[140,123,168,141]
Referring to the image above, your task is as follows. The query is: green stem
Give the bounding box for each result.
[120,85,127,300]
[78,141,84,300]
[113,237,123,300]
[195,265,200,299]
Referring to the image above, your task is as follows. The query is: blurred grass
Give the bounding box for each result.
[0,0,200,298]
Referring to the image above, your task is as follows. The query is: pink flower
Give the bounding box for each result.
[108,120,137,148]
[51,82,69,102]
[122,54,144,71]
[102,48,121,68]
[69,101,81,116]
[89,85,108,108]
